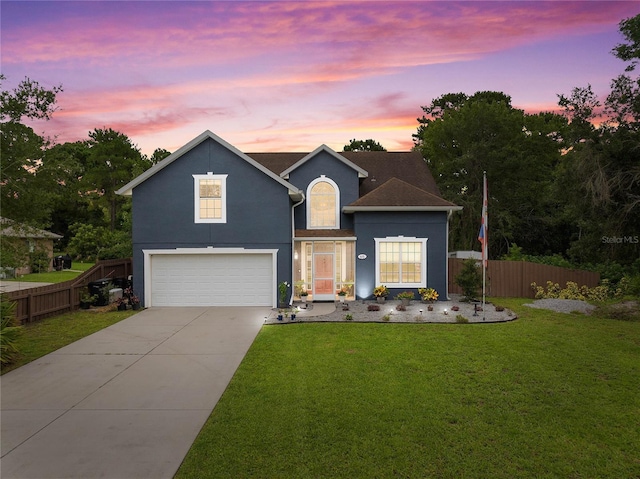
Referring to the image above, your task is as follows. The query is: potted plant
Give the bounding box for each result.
[395,291,415,306]
[373,285,389,303]
[336,287,348,303]
[300,289,308,303]
[124,287,141,310]
[115,296,127,311]
[418,288,438,304]
[79,291,97,310]
[129,294,141,310]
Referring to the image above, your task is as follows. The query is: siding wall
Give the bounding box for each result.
[131,138,294,305]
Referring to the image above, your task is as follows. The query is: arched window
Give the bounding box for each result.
[307,176,339,229]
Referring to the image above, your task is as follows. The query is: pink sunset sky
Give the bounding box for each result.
[2,1,639,155]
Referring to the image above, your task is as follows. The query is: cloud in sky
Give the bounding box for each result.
[2,1,639,154]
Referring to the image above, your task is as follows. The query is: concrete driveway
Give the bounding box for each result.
[1,306,270,479]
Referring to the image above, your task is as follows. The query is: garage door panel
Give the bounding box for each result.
[149,253,274,307]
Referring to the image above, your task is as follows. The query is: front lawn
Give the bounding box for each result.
[7,262,94,283]
[176,298,640,479]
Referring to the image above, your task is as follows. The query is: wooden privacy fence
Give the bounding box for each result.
[5,258,132,324]
[448,259,600,298]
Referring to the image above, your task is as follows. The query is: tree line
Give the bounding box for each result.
[413,15,640,280]
[1,15,638,283]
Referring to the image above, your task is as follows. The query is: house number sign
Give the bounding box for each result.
[357,254,367,260]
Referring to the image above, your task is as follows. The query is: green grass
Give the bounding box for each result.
[8,262,94,283]
[176,298,640,479]
[0,308,137,375]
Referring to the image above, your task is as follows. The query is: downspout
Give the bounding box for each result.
[290,191,306,306]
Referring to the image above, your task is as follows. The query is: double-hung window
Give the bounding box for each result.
[193,173,227,223]
[375,237,427,287]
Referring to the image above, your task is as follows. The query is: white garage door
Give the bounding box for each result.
[149,252,274,307]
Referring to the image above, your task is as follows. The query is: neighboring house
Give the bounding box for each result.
[0,217,63,277]
[117,131,462,307]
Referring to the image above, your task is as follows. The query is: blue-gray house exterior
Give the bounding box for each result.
[117,131,461,308]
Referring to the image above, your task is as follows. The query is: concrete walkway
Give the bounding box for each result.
[1,306,269,479]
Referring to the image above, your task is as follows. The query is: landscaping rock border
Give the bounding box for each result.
[267,295,516,324]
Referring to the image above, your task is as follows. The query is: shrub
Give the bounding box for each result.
[29,248,51,273]
[1,294,22,366]
[455,315,468,323]
[396,304,406,311]
[67,223,132,261]
[395,291,415,300]
[531,280,621,302]
[344,313,353,321]
[455,259,482,300]
[382,314,391,322]
[367,304,380,311]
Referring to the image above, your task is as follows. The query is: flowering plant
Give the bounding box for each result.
[336,287,348,296]
[300,289,308,296]
[418,287,438,303]
[373,285,389,297]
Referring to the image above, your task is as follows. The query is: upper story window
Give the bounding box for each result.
[307,176,339,229]
[193,173,227,223]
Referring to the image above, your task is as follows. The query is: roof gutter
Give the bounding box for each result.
[342,205,463,213]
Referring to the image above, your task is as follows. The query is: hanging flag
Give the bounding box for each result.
[478,172,488,268]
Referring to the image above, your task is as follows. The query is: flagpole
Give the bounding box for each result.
[482,171,487,320]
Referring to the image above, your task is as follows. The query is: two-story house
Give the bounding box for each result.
[117,131,461,307]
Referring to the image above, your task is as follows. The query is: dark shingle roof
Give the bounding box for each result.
[247,150,454,208]
[348,178,457,208]
[340,151,441,198]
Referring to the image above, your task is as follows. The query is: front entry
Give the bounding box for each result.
[313,251,335,300]
[293,240,355,301]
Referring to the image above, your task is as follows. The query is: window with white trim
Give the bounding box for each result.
[375,237,427,287]
[307,176,339,229]
[193,173,227,223]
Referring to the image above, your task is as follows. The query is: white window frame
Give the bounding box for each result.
[306,176,340,229]
[193,173,228,223]
[374,236,427,288]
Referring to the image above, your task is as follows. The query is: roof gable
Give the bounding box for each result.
[279,145,368,179]
[116,130,302,199]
